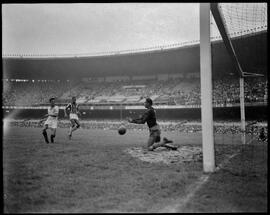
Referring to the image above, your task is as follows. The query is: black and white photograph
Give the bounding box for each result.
[2,2,268,213]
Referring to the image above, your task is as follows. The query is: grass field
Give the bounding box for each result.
[3,124,267,213]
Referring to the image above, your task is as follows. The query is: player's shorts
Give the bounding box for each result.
[44,117,58,129]
[149,124,161,143]
[69,113,79,120]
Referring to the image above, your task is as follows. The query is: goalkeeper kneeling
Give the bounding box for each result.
[128,98,176,151]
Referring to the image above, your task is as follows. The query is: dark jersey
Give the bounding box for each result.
[131,107,157,128]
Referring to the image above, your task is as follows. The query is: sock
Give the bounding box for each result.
[42,130,49,143]
[51,135,55,143]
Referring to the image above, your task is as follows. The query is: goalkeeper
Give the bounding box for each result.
[127,97,176,151]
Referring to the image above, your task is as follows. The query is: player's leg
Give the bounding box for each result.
[161,138,177,150]
[69,119,74,139]
[69,119,80,138]
[72,119,80,132]
[147,135,156,151]
[146,129,158,151]
[50,128,56,143]
[51,119,58,143]
[42,124,49,143]
[150,130,166,150]
[150,130,176,150]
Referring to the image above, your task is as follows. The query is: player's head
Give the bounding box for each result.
[49,97,55,105]
[72,96,76,103]
[144,97,153,108]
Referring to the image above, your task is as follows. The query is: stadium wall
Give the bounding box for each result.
[3,106,267,121]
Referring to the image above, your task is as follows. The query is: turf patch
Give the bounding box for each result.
[124,146,202,164]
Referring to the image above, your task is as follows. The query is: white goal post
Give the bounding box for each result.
[200,3,215,173]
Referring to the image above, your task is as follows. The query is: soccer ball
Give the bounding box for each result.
[118,126,126,135]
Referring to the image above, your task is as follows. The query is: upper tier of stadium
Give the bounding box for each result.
[3,30,267,80]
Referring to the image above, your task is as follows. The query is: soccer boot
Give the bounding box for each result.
[163,138,177,150]
[164,143,178,150]
[163,137,173,144]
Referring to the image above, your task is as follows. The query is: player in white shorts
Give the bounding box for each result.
[65,96,81,140]
[41,97,59,143]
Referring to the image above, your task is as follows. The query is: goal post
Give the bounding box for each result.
[199,2,266,172]
[239,77,246,144]
[200,3,215,173]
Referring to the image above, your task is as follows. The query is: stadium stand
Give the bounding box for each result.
[2,76,267,107]
[2,80,71,106]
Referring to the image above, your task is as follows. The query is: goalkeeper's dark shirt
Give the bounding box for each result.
[131,107,157,128]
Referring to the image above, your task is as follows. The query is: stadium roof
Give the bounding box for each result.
[2,31,267,80]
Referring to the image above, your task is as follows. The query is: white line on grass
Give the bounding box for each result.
[159,150,242,213]
[159,173,210,213]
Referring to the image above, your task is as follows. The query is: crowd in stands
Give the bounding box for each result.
[2,76,267,107]
[212,77,267,105]
[57,77,267,106]
[3,80,73,106]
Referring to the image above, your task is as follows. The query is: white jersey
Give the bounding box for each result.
[47,106,59,119]
[44,105,59,129]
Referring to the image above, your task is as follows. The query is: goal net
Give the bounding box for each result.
[199,3,267,172]
[210,3,267,145]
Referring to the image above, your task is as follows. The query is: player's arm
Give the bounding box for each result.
[47,113,58,117]
[39,117,47,123]
[39,114,49,123]
[128,112,148,124]
[39,108,58,123]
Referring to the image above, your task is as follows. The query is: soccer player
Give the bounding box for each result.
[41,97,59,144]
[127,97,176,151]
[65,96,81,139]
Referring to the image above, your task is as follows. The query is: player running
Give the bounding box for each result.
[127,97,176,151]
[41,97,59,144]
[64,96,81,140]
